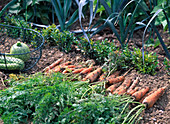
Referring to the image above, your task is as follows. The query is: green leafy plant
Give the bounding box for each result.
[132,48,158,75]
[163,57,170,75]
[2,15,31,28]
[42,24,77,52]
[0,72,141,124]
[75,38,118,64]
[42,24,58,44]
[0,72,74,123]
[74,37,97,58]
[107,47,159,75]
[1,0,52,24]
[51,0,79,31]
[78,0,139,47]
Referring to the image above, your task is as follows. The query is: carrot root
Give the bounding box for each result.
[142,87,166,108]
[132,87,150,101]
[112,78,132,95]
[80,67,93,74]
[83,67,102,82]
[127,77,139,94]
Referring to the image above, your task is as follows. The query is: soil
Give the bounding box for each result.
[0,1,170,124]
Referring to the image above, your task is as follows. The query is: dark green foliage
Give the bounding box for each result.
[75,38,118,64]
[131,48,158,75]
[163,57,170,75]
[42,24,76,53]
[0,72,134,124]
[58,96,129,124]
[51,30,76,53]
[0,72,74,123]
[107,47,159,75]
[6,0,52,24]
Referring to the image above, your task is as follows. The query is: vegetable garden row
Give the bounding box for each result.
[0,0,169,123]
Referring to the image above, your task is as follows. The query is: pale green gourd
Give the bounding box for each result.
[10,41,30,62]
[0,56,25,70]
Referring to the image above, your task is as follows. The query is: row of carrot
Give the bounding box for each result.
[42,58,166,109]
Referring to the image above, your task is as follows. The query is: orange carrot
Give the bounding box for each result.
[107,69,131,85]
[112,78,132,95]
[82,67,102,82]
[106,83,120,93]
[61,61,72,66]
[139,88,157,103]
[127,77,139,94]
[52,66,61,73]
[62,68,74,74]
[132,87,149,101]
[49,58,63,69]
[127,87,140,95]
[107,76,124,84]
[80,67,93,74]
[72,68,86,74]
[67,65,76,68]
[99,73,107,81]
[43,58,63,72]
[142,87,166,108]
[106,71,121,80]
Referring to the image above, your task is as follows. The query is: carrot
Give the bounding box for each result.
[82,67,102,82]
[67,65,76,68]
[99,73,107,81]
[127,77,139,95]
[72,68,86,74]
[112,78,132,95]
[52,66,61,73]
[43,58,63,72]
[106,83,120,93]
[107,68,132,85]
[127,87,140,95]
[132,87,149,101]
[142,87,166,108]
[106,71,121,80]
[80,67,93,74]
[61,61,72,66]
[139,88,157,103]
[62,68,74,74]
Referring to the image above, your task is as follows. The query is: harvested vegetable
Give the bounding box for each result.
[67,65,76,68]
[132,87,149,101]
[43,58,63,72]
[53,66,61,72]
[72,68,86,74]
[107,68,131,85]
[113,78,132,95]
[127,77,139,95]
[127,87,140,95]
[0,56,25,70]
[82,67,102,82]
[62,68,74,74]
[139,88,157,103]
[61,61,72,66]
[80,67,93,74]
[106,83,120,93]
[142,87,166,108]
[106,71,121,80]
[10,41,30,62]
[99,73,107,81]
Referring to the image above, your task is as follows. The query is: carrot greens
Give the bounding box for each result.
[0,72,139,124]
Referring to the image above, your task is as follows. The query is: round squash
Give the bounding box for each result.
[10,41,30,62]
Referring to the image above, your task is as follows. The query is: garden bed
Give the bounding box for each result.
[0,0,170,123]
[0,28,169,123]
